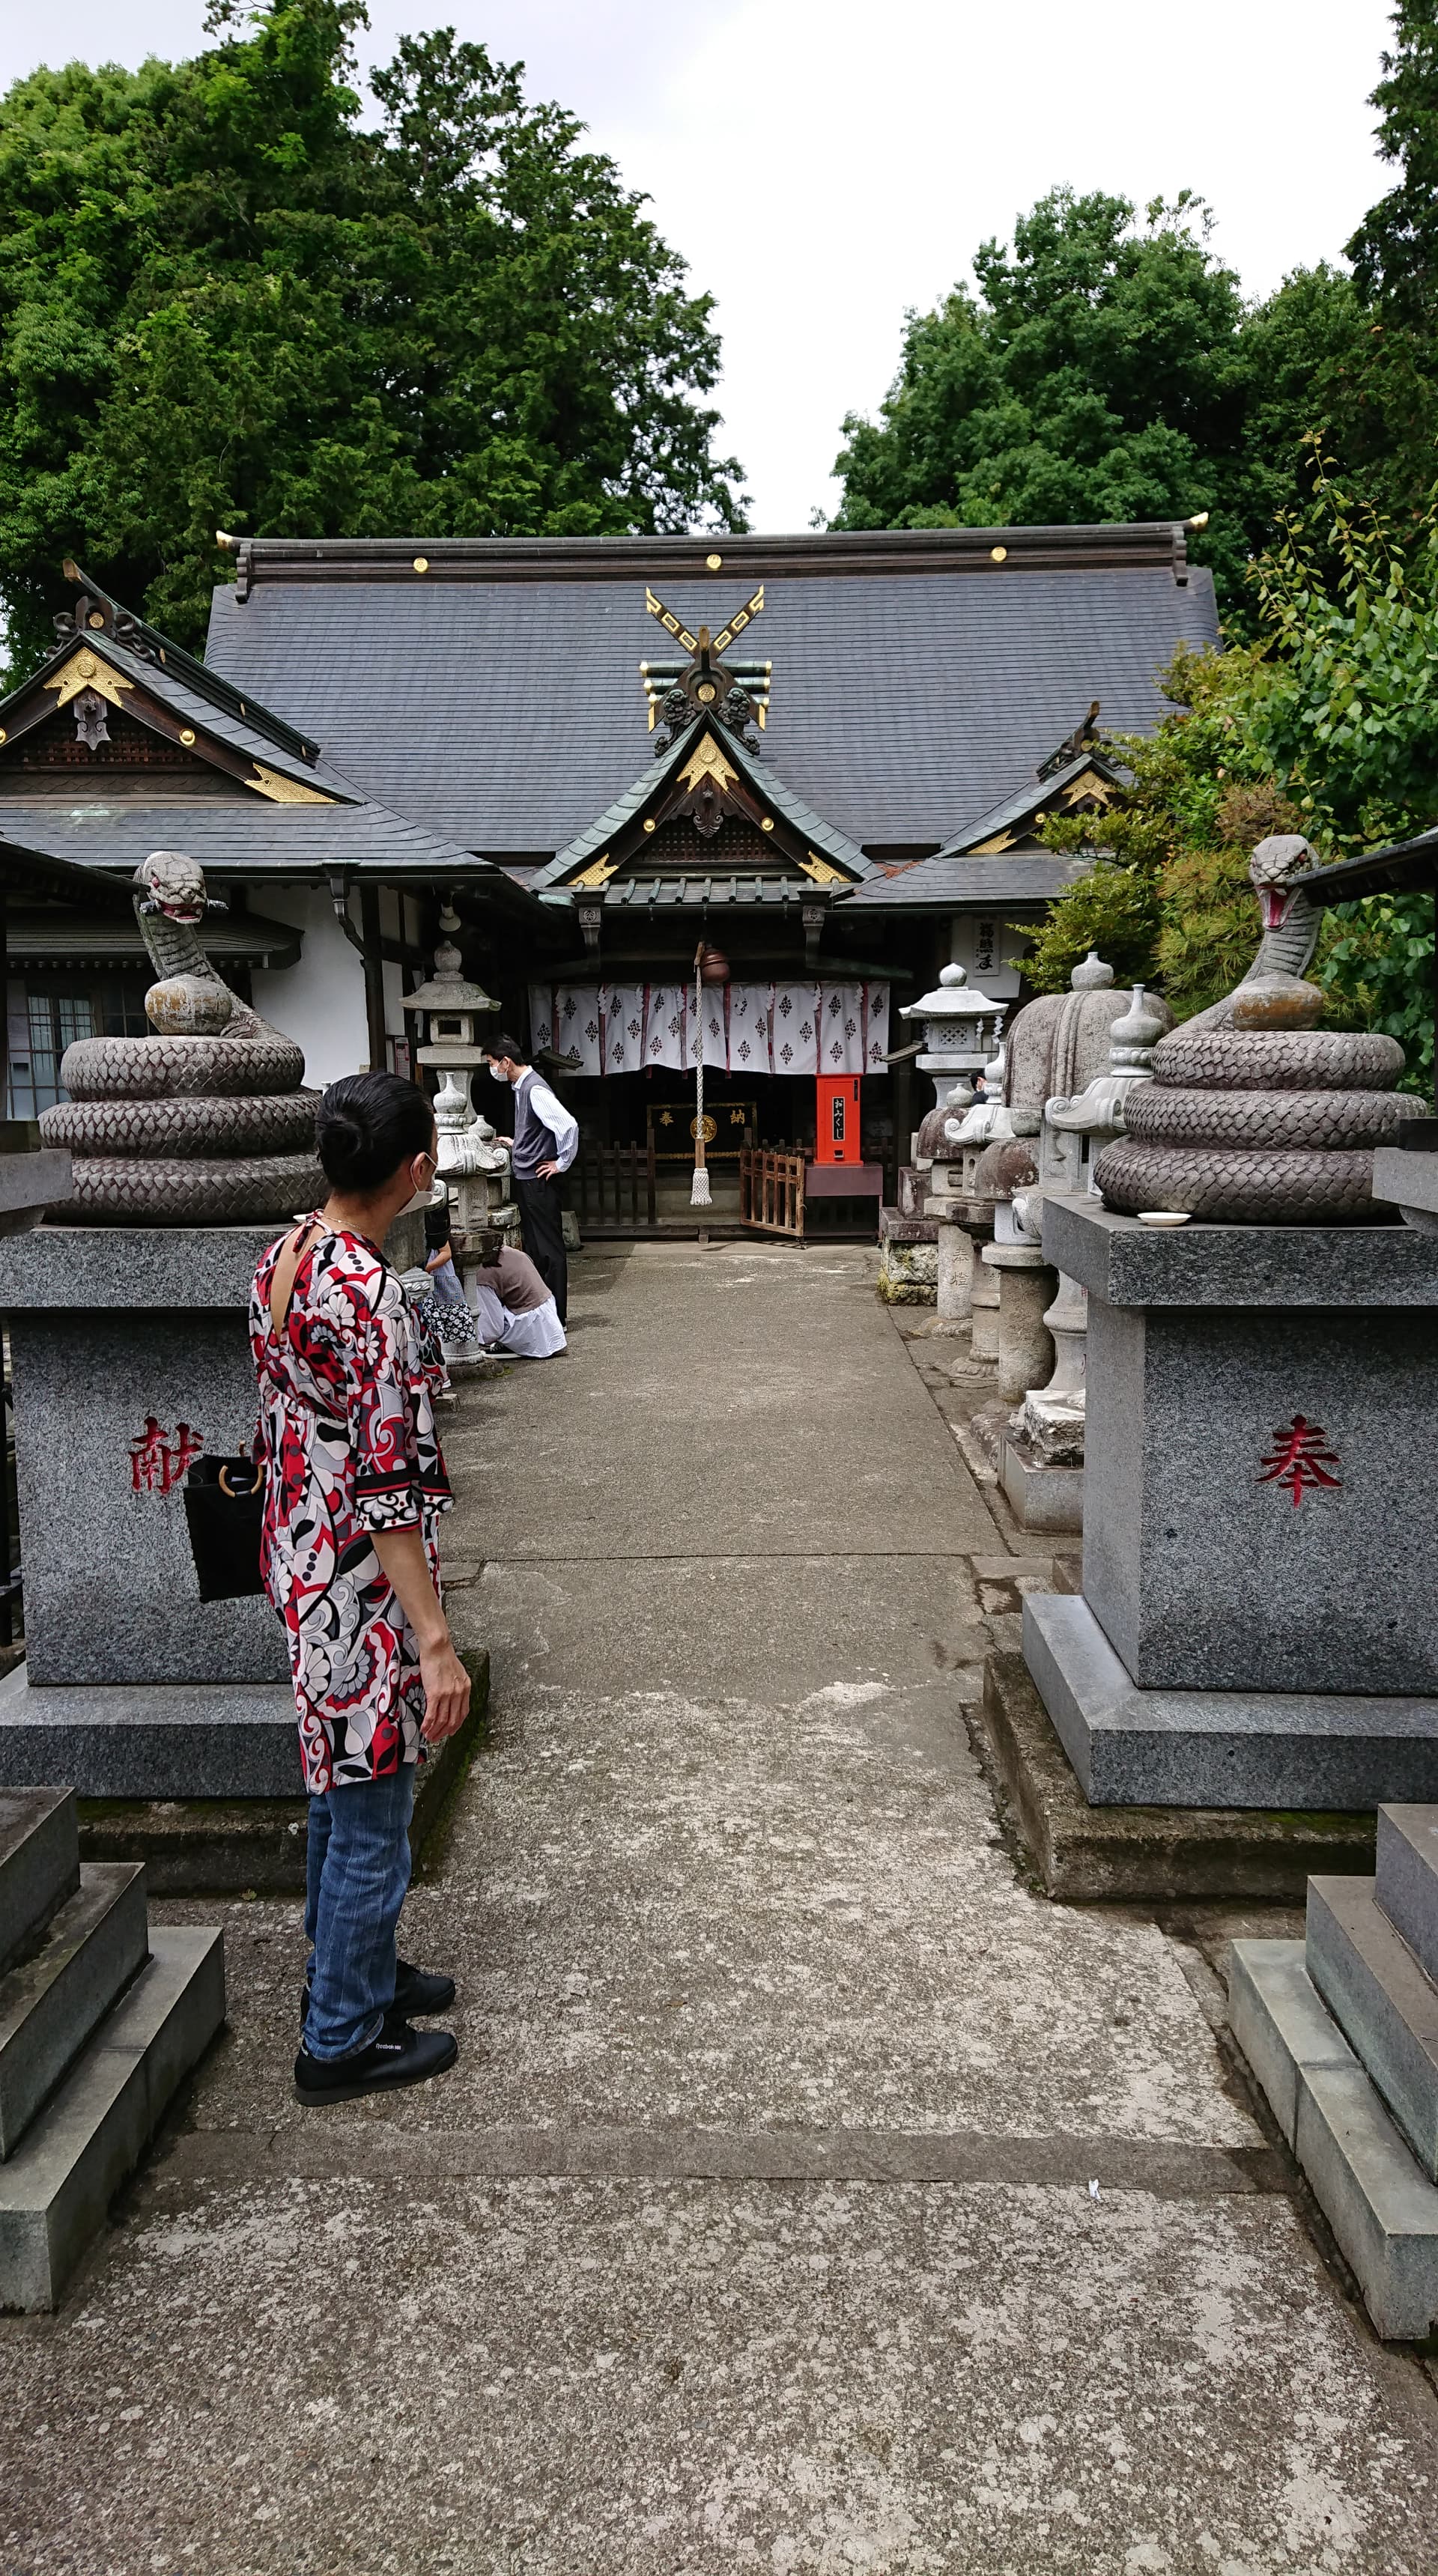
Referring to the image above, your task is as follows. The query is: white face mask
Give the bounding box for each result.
[486,1062,507,1083]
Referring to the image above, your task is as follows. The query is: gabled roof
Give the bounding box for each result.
[0,620,355,806]
[0,827,132,906]
[204,523,1219,854]
[0,572,535,902]
[7,902,302,970]
[935,747,1127,857]
[532,712,871,893]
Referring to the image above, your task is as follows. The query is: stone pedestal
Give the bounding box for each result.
[934,1218,974,1324]
[0,1224,303,1797]
[1231,1805,1438,2339]
[0,1227,285,1693]
[878,1208,937,1305]
[981,1241,1057,1403]
[967,1236,999,1362]
[1025,1194,1438,1808]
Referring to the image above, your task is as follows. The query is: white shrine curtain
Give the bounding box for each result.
[529,980,891,1077]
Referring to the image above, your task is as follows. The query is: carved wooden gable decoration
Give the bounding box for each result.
[0,573,338,806]
[532,586,870,908]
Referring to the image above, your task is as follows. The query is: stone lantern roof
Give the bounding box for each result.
[402,907,499,1065]
[898,963,1006,1072]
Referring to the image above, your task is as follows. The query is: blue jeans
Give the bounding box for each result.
[303,1765,416,2059]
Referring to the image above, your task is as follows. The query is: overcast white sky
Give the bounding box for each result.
[1,0,1400,530]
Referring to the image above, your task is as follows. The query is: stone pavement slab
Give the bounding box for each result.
[179,1678,1255,2142]
[4,2172,1437,2575]
[441,1245,996,1560]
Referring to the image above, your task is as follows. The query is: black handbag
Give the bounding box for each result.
[183,1454,267,1601]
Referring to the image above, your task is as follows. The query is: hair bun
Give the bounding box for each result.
[316,1071,434,1194]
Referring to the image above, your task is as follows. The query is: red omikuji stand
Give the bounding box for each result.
[807,1075,883,1221]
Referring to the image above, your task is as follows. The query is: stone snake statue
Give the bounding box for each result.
[1093,836,1416,1224]
[40,851,323,1224]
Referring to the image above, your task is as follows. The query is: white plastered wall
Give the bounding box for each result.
[249,884,368,1088]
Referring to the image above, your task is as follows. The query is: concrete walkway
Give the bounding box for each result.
[4,1243,1438,2573]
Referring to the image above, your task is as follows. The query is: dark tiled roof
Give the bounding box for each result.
[204,526,1219,855]
[586,874,825,910]
[848,854,1091,907]
[0,795,507,881]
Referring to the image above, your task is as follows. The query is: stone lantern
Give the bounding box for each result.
[899,964,1006,1114]
[1001,979,1172,1532]
[402,907,515,1236]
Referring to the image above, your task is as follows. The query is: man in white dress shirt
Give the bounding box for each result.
[484,1034,579,1323]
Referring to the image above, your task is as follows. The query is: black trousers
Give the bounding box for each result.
[515,1176,568,1322]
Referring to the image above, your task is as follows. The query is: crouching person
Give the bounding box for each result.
[470,1230,567,1359]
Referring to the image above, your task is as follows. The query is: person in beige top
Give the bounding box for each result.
[470,1233,567,1358]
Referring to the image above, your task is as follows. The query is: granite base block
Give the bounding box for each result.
[999,1435,1083,1534]
[0,1925,224,2312]
[1229,1938,1438,2340]
[0,1667,303,1799]
[1306,1874,1438,2182]
[1375,1806,1438,1985]
[1040,1195,1438,1698]
[1081,1292,1438,1697]
[9,1306,288,1688]
[977,1652,1375,1903]
[1024,1592,1438,1811]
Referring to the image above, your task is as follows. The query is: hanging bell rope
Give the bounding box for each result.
[691,942,712,1207]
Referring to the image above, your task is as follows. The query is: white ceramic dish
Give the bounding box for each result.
[1137,1209,1191,1227]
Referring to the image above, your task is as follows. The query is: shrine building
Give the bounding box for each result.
[1,523,1218,1221]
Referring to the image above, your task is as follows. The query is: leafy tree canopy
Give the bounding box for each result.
[0,0,745,664]
[830,189,1260,606]
[1022,475,1436,1095]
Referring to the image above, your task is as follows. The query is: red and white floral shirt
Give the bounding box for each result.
[250,1221,452,1793]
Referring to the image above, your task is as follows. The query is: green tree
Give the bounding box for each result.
[1022,482,1436,1095]
[0,0,744,666]
[1348,0,1438,329]
[830,189,1260,607]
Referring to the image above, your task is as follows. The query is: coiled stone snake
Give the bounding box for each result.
[40,851,323,1224]
[1093,836,1417,1224]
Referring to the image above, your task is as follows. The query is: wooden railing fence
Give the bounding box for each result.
[574,1140,657,1229]
[738,1147,806,1239]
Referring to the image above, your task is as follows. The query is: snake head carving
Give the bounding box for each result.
[133,850,210,924]
[1249,833,1316,930]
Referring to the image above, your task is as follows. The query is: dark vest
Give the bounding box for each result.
[510,1070,557,1180]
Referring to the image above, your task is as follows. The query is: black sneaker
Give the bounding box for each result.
[294,2014,457,2106]
[300,1957,456,2028]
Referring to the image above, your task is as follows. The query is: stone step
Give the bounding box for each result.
[0,1789,79,1975]
[1229,1937,1438,2341]
[0,1925,225,2311]
[1375,1806,1438,1985]
[1306,1874,1438,2184]
[0,1863,148,2159]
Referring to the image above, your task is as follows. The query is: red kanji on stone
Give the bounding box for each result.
[1257,1415,1341,1508]
[129,1415,205,1496]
